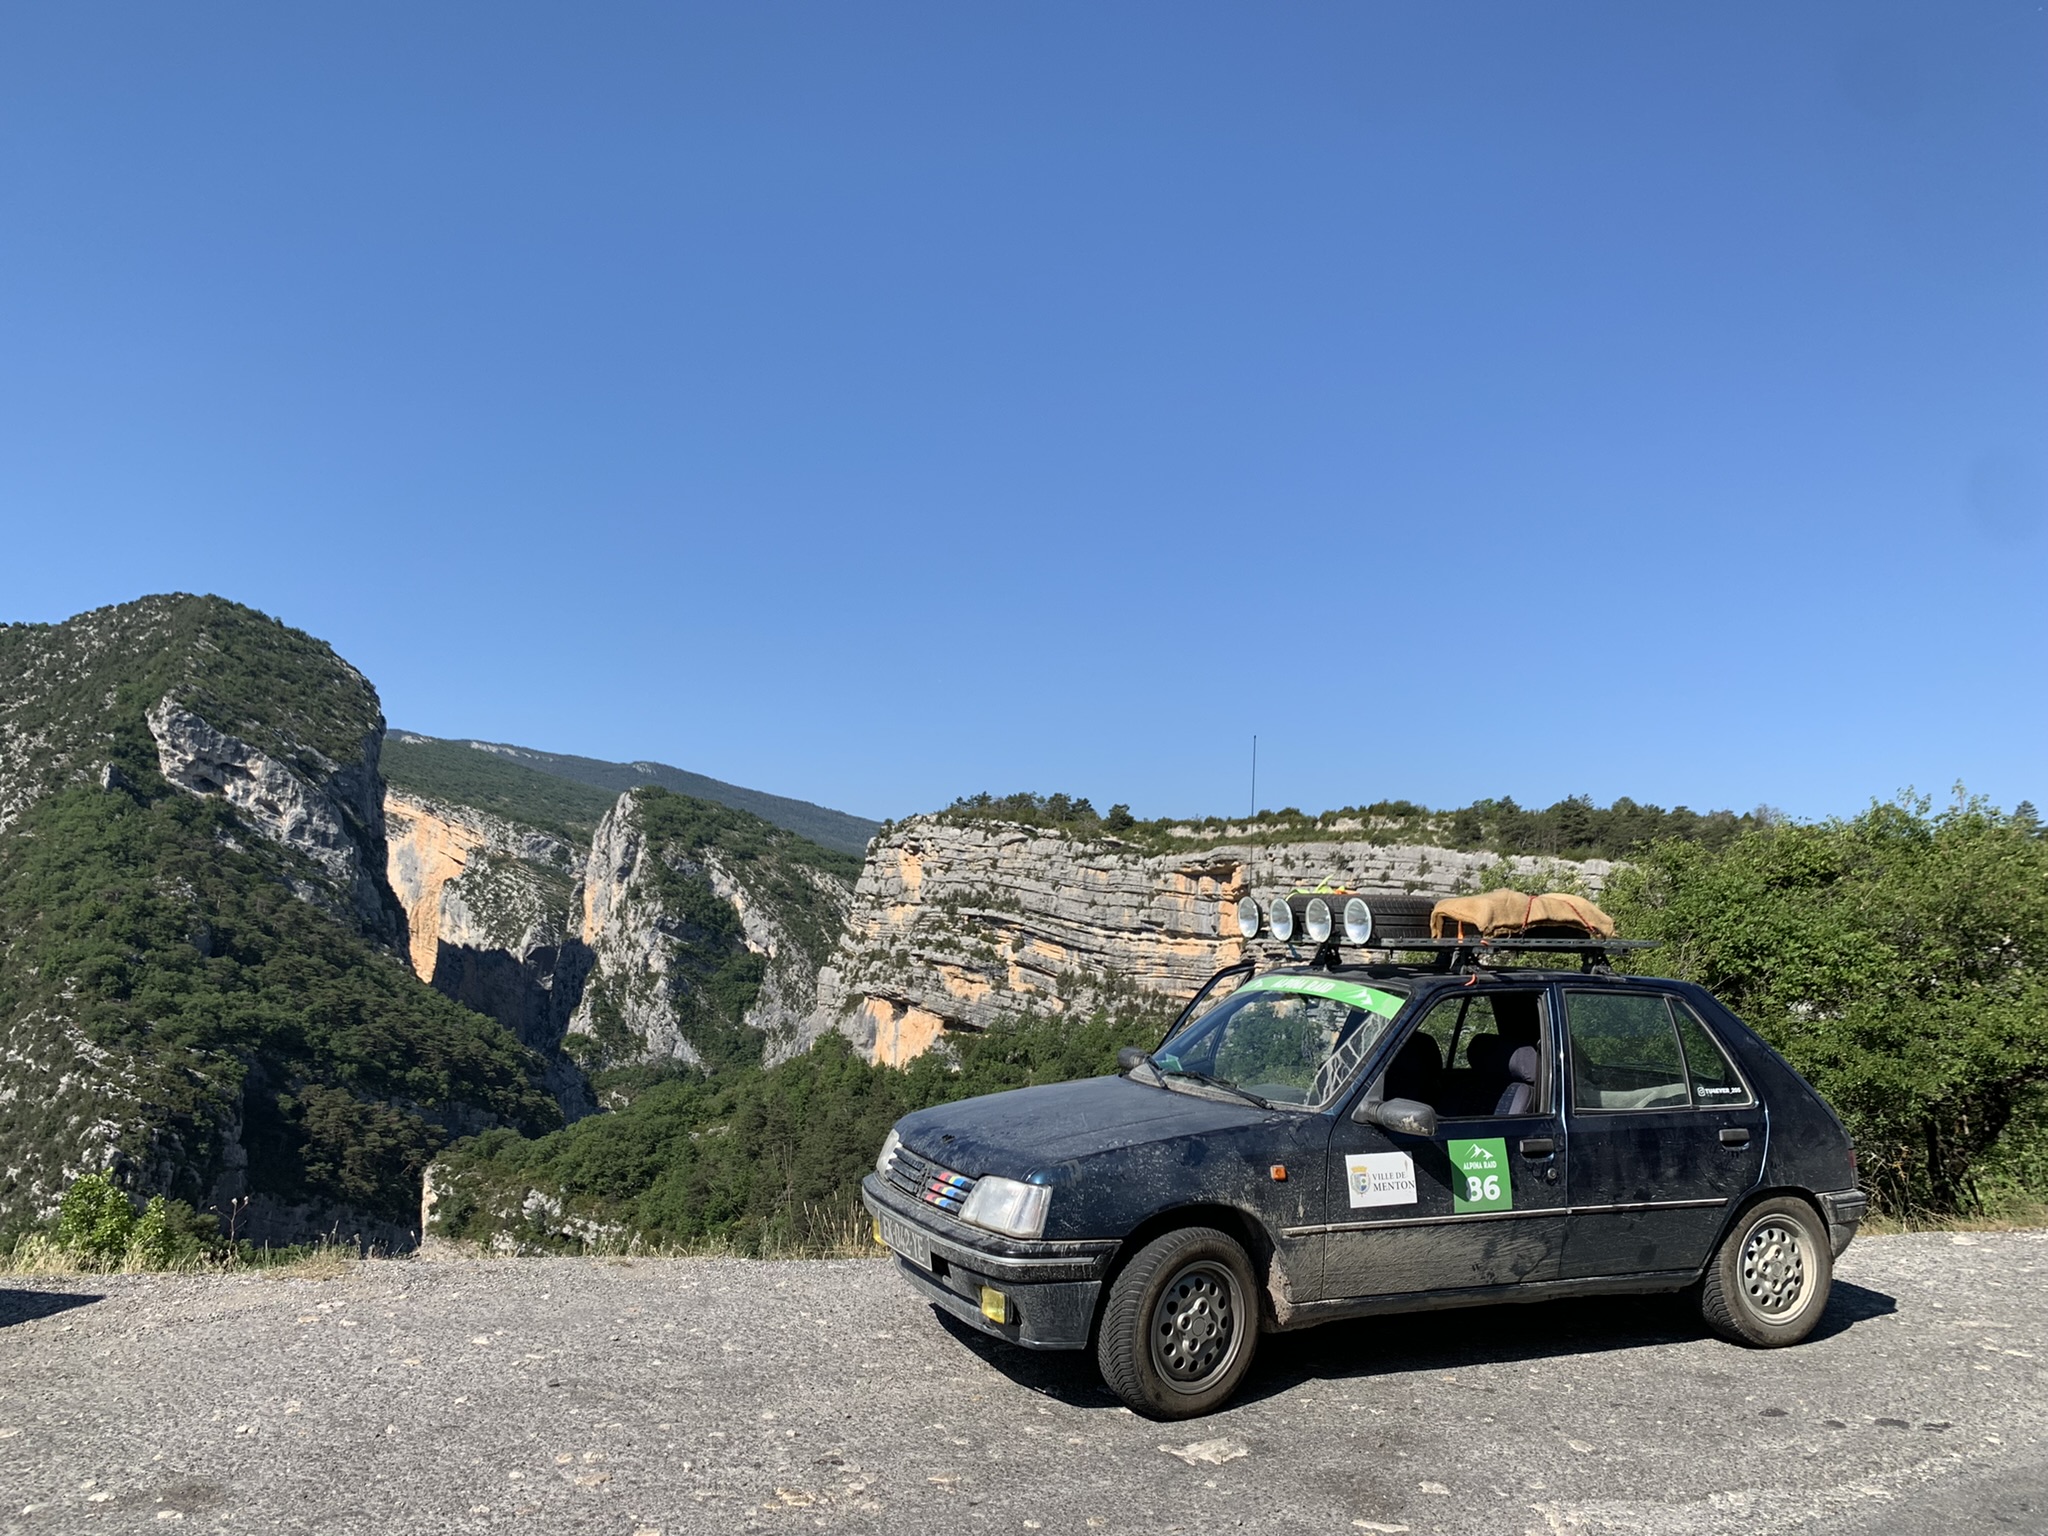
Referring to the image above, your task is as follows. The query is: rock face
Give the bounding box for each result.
[384,789,594,1118]
[566,788,853,1070]
[811,817,1614,1065]
[148,696,398,939]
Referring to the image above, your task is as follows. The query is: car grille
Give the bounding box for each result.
[885,1145,977,1216]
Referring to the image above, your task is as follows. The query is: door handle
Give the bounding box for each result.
[1518,1137,1556,1158]
[1719,1128,1751,1147]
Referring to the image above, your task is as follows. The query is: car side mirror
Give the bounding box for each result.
[1116,1046,1148,1071]
[1354,1096,1438,1137]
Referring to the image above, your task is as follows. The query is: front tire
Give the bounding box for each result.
[1097,1227,1259,1419]
[1701,1196,1832,1347]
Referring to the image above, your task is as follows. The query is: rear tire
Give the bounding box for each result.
[1097,1226,1259,1419]
[1701,1196,1832,1347]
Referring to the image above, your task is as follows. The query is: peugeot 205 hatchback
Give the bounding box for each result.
[860,895,1866,1419]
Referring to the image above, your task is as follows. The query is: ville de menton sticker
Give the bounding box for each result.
[1344,1151,1417,1208]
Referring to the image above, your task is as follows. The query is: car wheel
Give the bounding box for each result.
[1097,1226,1259,1419]
[1700,1196,1832,1347]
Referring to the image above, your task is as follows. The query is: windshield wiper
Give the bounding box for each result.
[1160,1069,1272,1111]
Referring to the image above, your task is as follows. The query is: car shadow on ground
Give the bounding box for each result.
[0,1288,104,1329]
[929,1280,1899,1411]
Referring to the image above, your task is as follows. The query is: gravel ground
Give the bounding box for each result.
[1,1230,2042,1536]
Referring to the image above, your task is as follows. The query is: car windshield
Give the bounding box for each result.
[1150,974,1409,1111]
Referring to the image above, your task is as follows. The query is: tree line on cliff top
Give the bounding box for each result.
[939,789,1764,862]
[422,792,2048,1255]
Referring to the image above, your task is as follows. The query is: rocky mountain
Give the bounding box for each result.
[0,596,560,1247]
[809,814,1613,1065]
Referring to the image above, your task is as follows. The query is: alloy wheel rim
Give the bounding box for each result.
[1740,1218,1812,1318]
[1150,1259,1243,1392]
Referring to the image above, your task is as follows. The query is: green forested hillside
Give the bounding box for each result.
[381,732,620,841]
[1,596,384,820]
[0,596,561,1244]
[390,732,881,856]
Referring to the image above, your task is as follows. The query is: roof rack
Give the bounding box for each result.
[1300,934,1661,975]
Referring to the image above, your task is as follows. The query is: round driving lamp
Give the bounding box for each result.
[1265,895,1295,943]
[1343,897,1373,945]
[1304,897,1333,943]
[1232,895,1261,939]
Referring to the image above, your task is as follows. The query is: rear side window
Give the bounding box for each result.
[1671,1000,1754,1107]
[1565,992,1690,1111]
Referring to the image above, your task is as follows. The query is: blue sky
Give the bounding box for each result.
[2,3,2042,824]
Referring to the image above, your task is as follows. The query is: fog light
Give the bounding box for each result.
[1266,896,1295,942]
[1233,895,1261,939]
[979,1286,1012,1324]
[1343,897,1373,945]
[1305,897,1333,943]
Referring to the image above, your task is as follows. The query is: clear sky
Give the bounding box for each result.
[2,4,2042,824]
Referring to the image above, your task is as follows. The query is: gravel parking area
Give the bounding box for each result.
[2,1230,2042,1535]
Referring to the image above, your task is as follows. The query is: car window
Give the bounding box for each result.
[1565,991,1690,1111]
[1671,999,1753,1107]
[1389,990,1547,1118]
[1153,975,1406,1110]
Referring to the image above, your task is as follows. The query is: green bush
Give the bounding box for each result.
[1604,793,2048,1215]
[55,1173,135,1264]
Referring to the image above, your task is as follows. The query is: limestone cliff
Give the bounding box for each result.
[566,787,854,1071]
[384,789,594,1117]
[148,696,399,940]
[812,817,1613,1065]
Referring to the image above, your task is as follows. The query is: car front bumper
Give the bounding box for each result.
[860,1173,1116,1351]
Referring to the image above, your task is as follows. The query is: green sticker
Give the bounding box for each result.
[1241,975,1404,1017]
[1448,1137,1512,1213]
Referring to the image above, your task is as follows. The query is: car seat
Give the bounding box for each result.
[1494,1046,1540,1115]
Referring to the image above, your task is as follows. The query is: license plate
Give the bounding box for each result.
[875,1209,933,1270]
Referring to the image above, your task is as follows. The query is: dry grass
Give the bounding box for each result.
[1861,1201,2048,1237]
[0,1235,371,1280]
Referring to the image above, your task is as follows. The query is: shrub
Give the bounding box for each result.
[55,1173,134,1265]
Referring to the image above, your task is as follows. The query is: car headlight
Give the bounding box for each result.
[959,1176,1051,1240]
[875,1129,901,1179]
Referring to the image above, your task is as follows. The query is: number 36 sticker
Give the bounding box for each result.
[1448,1137,1512,1213]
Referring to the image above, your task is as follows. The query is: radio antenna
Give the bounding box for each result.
[1250,735,1257,821]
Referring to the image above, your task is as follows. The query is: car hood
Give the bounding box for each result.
[895,1074,1270,1179]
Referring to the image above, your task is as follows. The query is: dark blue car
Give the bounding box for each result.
[861,930,1866,1419]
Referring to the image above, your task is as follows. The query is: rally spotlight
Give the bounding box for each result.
[1233,896,1261,939]
[1343,897,1373,945]
[1265,895,1295,943]
[1304,897,1333,944]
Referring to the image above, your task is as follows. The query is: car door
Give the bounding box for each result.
[1322,985,1571,1299]
[1557,987,1766,1280]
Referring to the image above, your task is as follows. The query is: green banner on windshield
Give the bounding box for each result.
[1242,974,1404,1018]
